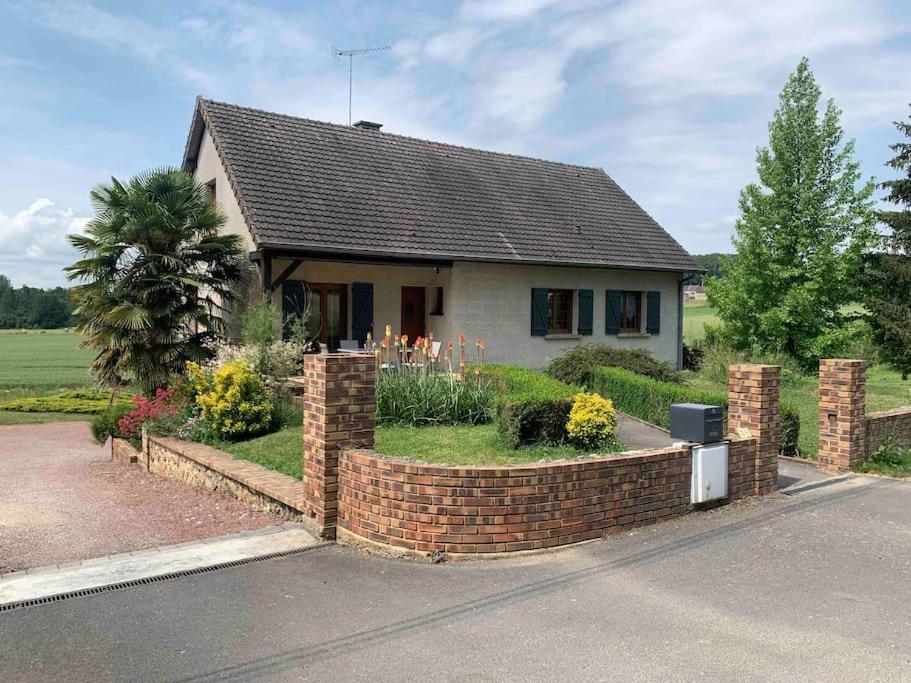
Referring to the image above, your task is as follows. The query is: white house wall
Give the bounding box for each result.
[193,127,256,253]
[447,261,681,368]
[274,258,682,369]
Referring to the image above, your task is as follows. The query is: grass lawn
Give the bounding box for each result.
[0,329,97,425]
[682,300,718,342]
[221,422,617,477]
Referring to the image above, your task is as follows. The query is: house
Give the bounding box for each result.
[182,98,699,368]
[683,285,708,301]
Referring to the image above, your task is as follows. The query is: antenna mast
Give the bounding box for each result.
[333,44,391,125]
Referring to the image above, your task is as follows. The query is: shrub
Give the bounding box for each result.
[498,397,573,448]
[90,401,134,443]
[117,388,185,440]
[546,344,682,387]
[590,366,726,430]
[591,365,801,455]
[485,364,578,448]
[0,389,129,415]
[698,341,804,388]
[376,369,495,426]
[780,408,800,457]
[566,393,618,450]
[193,360,274,440]
[682,341,704,371]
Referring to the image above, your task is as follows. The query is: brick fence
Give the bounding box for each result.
[300,355,778,553]
[818,359,911,472]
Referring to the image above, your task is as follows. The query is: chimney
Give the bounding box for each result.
[353,120,382,131]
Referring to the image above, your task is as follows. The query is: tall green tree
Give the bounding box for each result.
[66,168,245,394]
[862,105,911,378]
[708,58,877,367]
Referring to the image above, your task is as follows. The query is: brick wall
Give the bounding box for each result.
[338,447,692,554]
[301,353,377,538]
[865,407,911,458]
[727,364,780,495]
[818,359,867,472]
[728,436,761,500]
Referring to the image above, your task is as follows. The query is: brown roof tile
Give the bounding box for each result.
[183,98,698,272]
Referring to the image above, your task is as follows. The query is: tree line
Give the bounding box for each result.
[0,274,75,329]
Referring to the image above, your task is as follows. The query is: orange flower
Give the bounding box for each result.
[385,324,393,338]
[394,335,400,346]
[474,367,481,376]
[381,338,388,349]
[366,331,373,342]
[458,331,466,345]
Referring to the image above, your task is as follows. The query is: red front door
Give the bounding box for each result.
[400,287,426,341]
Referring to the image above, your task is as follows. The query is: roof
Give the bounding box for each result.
[182,98,698,272]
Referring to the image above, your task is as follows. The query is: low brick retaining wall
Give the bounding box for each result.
[338,438,758,555]
[866,407,911,456]
[145,436,306,521]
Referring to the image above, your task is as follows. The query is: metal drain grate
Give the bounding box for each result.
[0,541,333,614]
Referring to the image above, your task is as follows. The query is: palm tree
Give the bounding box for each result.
[66,168,245,395]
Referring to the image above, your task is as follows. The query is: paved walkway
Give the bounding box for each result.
[616,413,675,449]
[0,422,281,574]
[2,472,908,681]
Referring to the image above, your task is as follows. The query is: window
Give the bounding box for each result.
[430,286,444,315]
[620,291,641,332]
[547,289,573,334]
[206,179,217,206]
[307,283,348,343]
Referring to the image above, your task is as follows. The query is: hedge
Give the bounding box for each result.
[0,389,129,415]
[484,364,578,449]
[589,366,800,456]
[589,366,725,429]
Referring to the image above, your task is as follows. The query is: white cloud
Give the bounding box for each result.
[0,199,88,287]
[460,0,564,22]
[425,29,487,66]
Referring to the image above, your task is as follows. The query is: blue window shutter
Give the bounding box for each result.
[577,289,593,335]
[646,291,661,334]
[606,290,621,335]
[531,288,548,336]
[281,281,306,340]
[351,282,374,347]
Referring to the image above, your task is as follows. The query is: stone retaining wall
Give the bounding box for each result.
[146,436,306,521]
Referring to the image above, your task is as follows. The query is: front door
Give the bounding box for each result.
[400,286,426,341]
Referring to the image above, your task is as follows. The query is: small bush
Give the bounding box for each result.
[91,401,133,444]
[856,437,911,477]
[780,408,800,456]
[566,393,618,450]
[118,388,185,439]
[546,344,682,387]
[498,397,574,448]
[590,366,726,430]
[682,341,704,371]
[485,364,578,448]
[376,370,495,426]
[193,360,274,440]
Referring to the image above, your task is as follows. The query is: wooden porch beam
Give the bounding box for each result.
[269,258,304,293]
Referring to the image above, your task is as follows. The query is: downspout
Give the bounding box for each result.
[677,277,685,370]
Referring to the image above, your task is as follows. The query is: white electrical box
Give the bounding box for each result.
[691,442,729,504]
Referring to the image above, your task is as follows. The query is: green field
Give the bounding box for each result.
[683,300,719,341]
[0,329,95,425]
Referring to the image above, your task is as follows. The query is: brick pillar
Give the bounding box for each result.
[302,353,376,538]
[728,364,780,495]
[818,359,866,472]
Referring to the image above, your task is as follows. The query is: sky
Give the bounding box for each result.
[1,0,909,287]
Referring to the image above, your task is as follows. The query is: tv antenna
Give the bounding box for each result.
[333,44,391,125]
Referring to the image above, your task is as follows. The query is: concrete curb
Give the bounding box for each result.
[0,524,321,607]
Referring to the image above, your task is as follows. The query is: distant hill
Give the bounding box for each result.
[690,253,735,285]
[0,274,75,329]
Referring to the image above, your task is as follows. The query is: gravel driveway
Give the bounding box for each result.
[0,422,280,574]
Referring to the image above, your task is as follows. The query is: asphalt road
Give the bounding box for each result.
[2,472,910,682]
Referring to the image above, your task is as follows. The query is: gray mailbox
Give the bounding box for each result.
[669,403,724,444]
